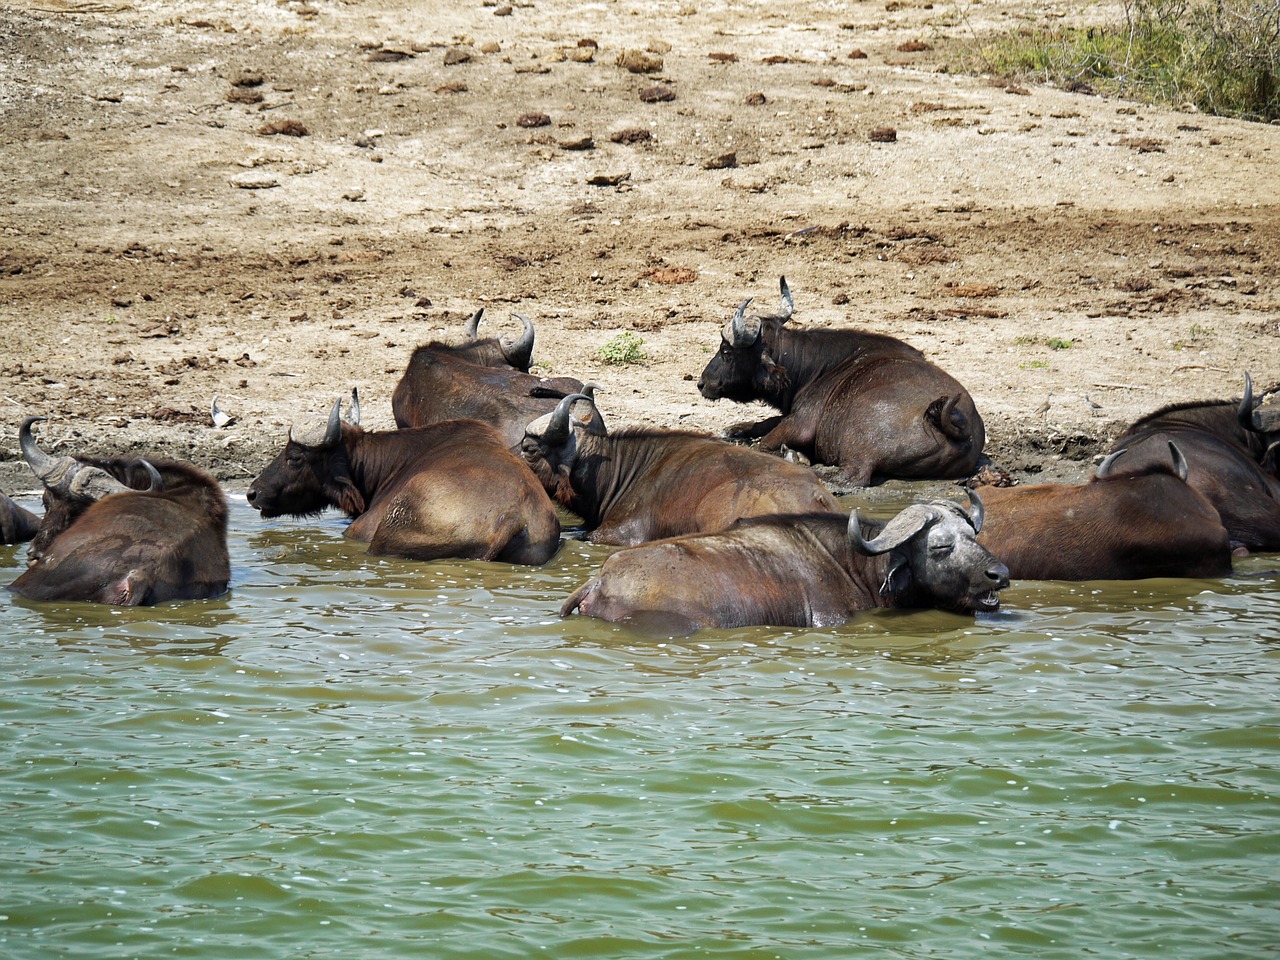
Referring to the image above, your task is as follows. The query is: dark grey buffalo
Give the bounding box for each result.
[520,393,842,546]
[1105,373,1280,552]
[697,277,985,485]
[977,442,1232,580]
[560,492,1009,632]
[248,399,561,564]
[391,308,600,446]
[9,417,230,605]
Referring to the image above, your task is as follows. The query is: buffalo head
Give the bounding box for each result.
[247,397,365,518]
[519,392,599,504]
[449,308,536,371]
[849,490,1008,613]
[697,276,794,402]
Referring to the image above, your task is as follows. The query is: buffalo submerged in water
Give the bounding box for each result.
[519,392,842,546]
[247,397,561,565]
[561,492,1009,633]
[9,417,230,606]
[1104,373,1280,553]
[976,441,1233,581]
[697,277,985,486]
[391,308,602,446]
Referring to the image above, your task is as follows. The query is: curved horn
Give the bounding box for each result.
[848,504,936,556]
[778,276,794,322]
[725,297,759,348]
[1238,371,1259,432]
[964,487,984,534]
[501,313,536,369]
[133,458,163,492]
[347,386,361,426]
[19,416,69,485]
[1167,440,1188,481]
[20,418,133,500]
[462,308,484,342]
[1095,447,1128,479]
[534,392,591,447]
[323,398,343,447]
[933,394,970,441]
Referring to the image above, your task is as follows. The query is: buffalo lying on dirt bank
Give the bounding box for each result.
[9,417,230,605]
[1106,373,1280,553]
[391,309,600,446]
[520,392,842,546]
[248,399,561,565]
[697,277,985,486]
[976,442,1233,581]
[561,492,1008,632]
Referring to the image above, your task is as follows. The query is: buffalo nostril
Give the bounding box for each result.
[987,563,1010,587]
[245,489,257,504]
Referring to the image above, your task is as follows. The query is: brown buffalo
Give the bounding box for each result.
[1106,373,1280,552]
[561,492,1009,632]
[697,277,984,485]
[1,493,40,545]
[520,393,842,546]
[977,442,1232,580]
[391,308,600,446]
[10,417,230,605]
[248,399,561,564]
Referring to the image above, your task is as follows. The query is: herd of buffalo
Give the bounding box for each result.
[3,277,1279,632]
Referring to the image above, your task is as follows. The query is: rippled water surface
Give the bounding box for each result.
[2,494,1278,959]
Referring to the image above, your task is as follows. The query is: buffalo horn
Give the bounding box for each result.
[534,392,592,447]
[1095,447,1128,479]
[848,503,935,556]
[462,308,485,342]
[19,416,71,486]
[778,276,794,322]
[21,416,133,500]
[1238,371,1260,432]
[965,487,984,534]
[725,297,759,348]
[323,398,343,447]
[1167,440,1188,481]
[347,386,361,426]
[502,314,536,369]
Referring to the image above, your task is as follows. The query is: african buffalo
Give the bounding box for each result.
[248,399,561,564]
[391,308,601,445]
[977,442,1232,580]
[1,493,40,545]
[520,393,842,546]
[696,277,985,485]
[9,417,230,605]
[560,492,1009,632]
[1106,373,1280,552]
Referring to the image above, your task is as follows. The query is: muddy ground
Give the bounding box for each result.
[1,0,1278,504]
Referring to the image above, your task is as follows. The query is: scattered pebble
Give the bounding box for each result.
[639,85,676,103]
[617,49,663,73]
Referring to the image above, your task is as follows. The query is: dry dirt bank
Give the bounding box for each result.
[1,0,1277,500]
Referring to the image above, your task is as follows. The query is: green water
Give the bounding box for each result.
[1,496,1278,959]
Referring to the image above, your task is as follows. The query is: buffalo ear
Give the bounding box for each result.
[332,478,367,517]
[107,569,148,606]
[880,556,911,599]
[760,352,790,396]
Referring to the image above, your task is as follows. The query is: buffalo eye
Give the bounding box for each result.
[929,540,954,557]
[286,454,305,470]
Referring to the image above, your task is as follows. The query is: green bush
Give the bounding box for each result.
[960,0,1280,122]
[597,331,647,365]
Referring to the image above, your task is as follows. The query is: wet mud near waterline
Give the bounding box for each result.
[1,494,1278,959]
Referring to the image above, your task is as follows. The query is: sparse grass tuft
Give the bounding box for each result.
[958,0,1280,123]
[597,331,647,365]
